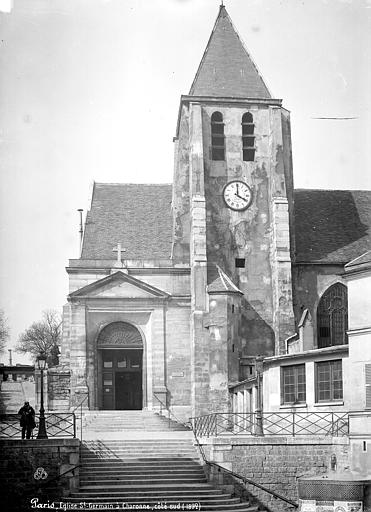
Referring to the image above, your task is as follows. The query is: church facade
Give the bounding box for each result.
[57,6,371,421]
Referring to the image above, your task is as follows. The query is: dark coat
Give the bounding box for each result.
[18,405,36,428]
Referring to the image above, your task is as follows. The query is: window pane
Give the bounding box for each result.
[316,360,343,402]
[332,309,346,345]
[317,362,331,401]
[317,284,348,348]
[332,360,343,399]
[282,365,305,404]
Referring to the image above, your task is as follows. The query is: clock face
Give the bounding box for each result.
[223,181,252,211]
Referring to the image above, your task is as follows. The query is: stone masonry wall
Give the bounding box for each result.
[201,436,350,512]
[0,439,80,510]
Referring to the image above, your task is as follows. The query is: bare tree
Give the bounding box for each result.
[16,310,61,366]
[0,309,10,354]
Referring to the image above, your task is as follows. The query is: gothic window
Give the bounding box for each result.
[281,364,306,404]
[242,112,255,161]
[211,111,225,161]
[317,283,348,348]
[316,360,343,402]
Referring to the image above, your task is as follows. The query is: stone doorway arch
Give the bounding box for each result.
[97,322,145,410]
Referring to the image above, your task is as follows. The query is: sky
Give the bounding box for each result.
[0,0,370,365]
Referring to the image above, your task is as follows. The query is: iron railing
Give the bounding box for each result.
[191,411,349,437]
[153,392,192,430]
[72,394,89,441]
[0,412,76,438]
[189,420,298,509]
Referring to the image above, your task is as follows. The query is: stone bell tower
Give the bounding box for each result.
[172,5,296,415]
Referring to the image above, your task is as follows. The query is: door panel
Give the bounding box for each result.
[101,349,143,410]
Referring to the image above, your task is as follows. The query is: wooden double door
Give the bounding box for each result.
[101,349,143,410]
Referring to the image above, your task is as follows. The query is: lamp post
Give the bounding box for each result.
[36,354,48,439]
[255,355,264,436]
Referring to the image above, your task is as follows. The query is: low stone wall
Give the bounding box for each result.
[0,438,80,511]
[200,436,350,512]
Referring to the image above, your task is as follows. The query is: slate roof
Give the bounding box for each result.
[294,189,371,264]
[207,265,243,294]
[81,183,173,261]
[189,5,271,99]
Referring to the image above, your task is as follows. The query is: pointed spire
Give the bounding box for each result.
[189,5,271,98]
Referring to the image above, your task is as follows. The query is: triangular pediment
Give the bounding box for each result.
[69,271,170,300]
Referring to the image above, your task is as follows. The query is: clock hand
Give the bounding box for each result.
[235,192,247,201]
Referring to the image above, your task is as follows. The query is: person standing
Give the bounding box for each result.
[18,401,36,439]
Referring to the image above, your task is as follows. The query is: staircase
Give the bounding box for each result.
[79,410,188,437]
[67,411,259,511]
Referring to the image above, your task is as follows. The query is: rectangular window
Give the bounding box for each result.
[316,360,343,403]
[281,364,306,404]
[235,258,245,268]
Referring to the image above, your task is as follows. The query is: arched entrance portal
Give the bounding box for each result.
[97,322,144,410]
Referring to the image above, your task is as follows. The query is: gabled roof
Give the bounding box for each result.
[189,5,271,99]
[294,189,371,264]
[69,271,170,300]
[81,183,173,261]
[207,265,243,295]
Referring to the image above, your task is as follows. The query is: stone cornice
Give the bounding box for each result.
[66,266,190,276]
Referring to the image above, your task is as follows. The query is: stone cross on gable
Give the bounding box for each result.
[112,242,126,268]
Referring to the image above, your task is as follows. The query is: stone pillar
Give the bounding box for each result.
[152,305,168,410]
[189,102,208,417]
[69,303,88,408]
[271,197,296,354]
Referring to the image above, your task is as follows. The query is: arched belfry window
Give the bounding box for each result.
[242,112,255,162]
[317,283,348,348]
[211,111,225,161]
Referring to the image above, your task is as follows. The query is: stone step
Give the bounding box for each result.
[67,499,257,511]
[81,444,196,450]
[81,450,198,457]
[81,468,205,476]
[80,476,208,485]
[69,488,226,498]
[81,461,202,470]
[67,495,239,504]
[83,439,193,444]
[82,455,198,466]
[78,483,216,491]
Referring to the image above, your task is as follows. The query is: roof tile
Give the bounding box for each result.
[189,6,271,98]
[81,183,173,261]
[294,189,371,264]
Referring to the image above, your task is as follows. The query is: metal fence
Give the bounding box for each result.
[190,411,349,437]
[0,412,76,438]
